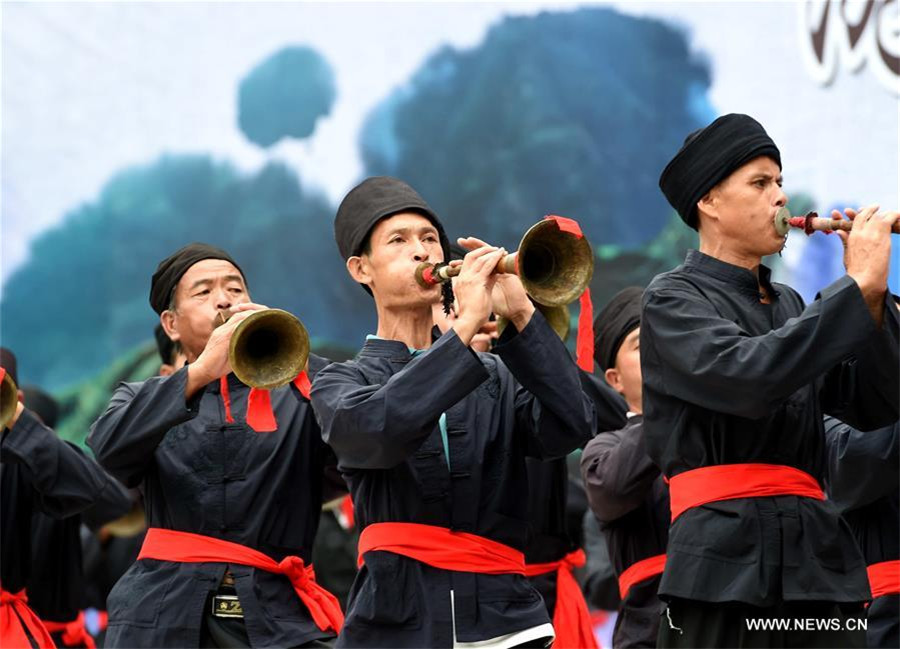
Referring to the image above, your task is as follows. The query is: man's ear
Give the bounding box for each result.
[604,367,623,393]
[346,255,373,288]
[158,364,175,377]
[160,310,180,342]
[697,188,719,222]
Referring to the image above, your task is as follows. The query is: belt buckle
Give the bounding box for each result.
[211,594,244,619]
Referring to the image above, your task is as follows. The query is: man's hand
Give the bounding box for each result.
[458,237,535,332]
[838,205,899,327]
[451,242,505,347]
[185,303,269,398]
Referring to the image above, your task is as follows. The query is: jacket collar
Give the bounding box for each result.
[357,326,443,360]
[683,249,778,299]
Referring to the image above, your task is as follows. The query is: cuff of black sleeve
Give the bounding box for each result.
[1,408,55,459]
[494,308,554,354]
[819,275,879,338]
[173,364,206,415]
[433,328,491,383]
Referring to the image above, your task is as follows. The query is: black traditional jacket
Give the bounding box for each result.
[582,415,669,648]
[524,373,626,616]
[311,312,597,647]
[2,410,114,597]
[88,355,340,648]
[825,416,899,648]
[27,478,131,628]
[641,250,899,606]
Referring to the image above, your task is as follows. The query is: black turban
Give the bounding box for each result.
[659,114,781,230]
[593,287,643,372]
[334,177,450,294]
[150,243,245,315]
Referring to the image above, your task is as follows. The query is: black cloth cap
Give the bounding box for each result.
[659,113,781,230]
[334,176,450,262]
[594,286,643,372]
[0,347,19,385]
[150,243,245,315]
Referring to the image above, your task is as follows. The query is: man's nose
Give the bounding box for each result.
[774,186,787,207]
[214,287,233,310]
[412,239,430,263]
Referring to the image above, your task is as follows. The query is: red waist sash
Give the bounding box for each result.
[524,549,598,649]
[357,522,525,574]
[617,553,666,600]
[43,612,94,649]
[668,463,824,522]
[1,588,56,649]
[138,528,342,633]
[867,560,900,599]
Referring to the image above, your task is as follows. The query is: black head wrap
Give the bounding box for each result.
[0,347,19,385]
[334,177,450,295]
[149,243,245,315]
[659,114,781,230]
[593,287,643,372]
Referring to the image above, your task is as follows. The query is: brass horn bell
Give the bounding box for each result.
[515,219,594,307]
[416,219,594,308]
[216,309,310,390]
[1,370,17,429]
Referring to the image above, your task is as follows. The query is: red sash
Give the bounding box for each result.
[668,463,824,522]
[137,528,342,633]
[617,554,666,600]
[357,522,525,573]
[867,560,900,599]
[524,549,598,649]
[43,612,94,649]
[1,588,56,649]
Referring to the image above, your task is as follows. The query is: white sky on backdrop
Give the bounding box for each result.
[2,0,898,286]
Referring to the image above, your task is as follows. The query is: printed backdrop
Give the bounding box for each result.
[1,1,897,439]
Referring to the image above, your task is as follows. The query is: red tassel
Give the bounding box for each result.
[220,377,234,423]
[339,495,355,530]
[293,371,312,400]
[576,288,594,372]
[544,214,584,238]
[246,388,277,432]
[0,367,6,382]
[543,215,593,372]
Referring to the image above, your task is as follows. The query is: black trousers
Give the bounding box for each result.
[657,597,867,649]
[867,594,899,649]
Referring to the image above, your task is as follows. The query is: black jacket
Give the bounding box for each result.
[87,355,340,648]
[27,479,131,626]
[582,415,669,648]
[311,312,597,647]
[524,373,626,617]
[641,250,899,606]
[824,416,899,648]
[2,410,115,596]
